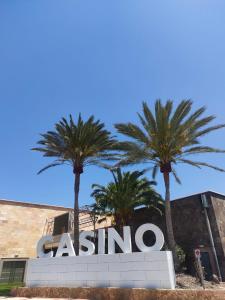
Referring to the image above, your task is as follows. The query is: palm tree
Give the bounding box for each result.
[115,100,225,267]
[32,114,117,255]
[91,168,163,227]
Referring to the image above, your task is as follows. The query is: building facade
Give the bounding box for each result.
[132,191,225,281]
[0,199,71,283]
[0,199,110,283]
[1,190,225,283]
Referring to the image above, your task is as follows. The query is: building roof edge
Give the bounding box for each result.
[0,198,73,211]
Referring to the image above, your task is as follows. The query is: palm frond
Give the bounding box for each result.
[171,168,181,184]
[178,158,225,172]
[142,101,157,133]
[170,100,192,129]
[182,146,225,156]
[115,123,149,144]
[194,124,225,138]
[91,168,163,225]
[37,161,65,174]
[152,164,158,179]
[115,99,225,180]
[33,114,118,173]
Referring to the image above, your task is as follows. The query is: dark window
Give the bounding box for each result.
[0,260,26,283]
[53,213,69,235]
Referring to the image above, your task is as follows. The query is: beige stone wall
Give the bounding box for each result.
[0,201,70,258]
[79,212,112,231]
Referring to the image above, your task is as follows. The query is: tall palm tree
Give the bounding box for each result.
[115,100,225,267]
[32,114,117,255]
[91,168,163,227]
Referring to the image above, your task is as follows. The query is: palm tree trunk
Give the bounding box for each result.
[74,172,80,255]
[163,171,179,270]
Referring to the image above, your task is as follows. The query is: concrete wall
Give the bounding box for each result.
[26,252,175,289]
[0,200,70,258]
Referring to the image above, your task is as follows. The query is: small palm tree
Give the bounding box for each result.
[32,114,117,254]
[91,168,163,226]
[115,100,225,267]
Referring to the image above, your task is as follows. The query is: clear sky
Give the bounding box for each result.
[0,0,225,208]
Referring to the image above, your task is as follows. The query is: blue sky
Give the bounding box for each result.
[0,0,225,208]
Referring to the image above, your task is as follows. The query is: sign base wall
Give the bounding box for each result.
[25,251,175,289]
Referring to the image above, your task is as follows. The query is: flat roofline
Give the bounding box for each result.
[172,190,225,201]
[0,198,73,211]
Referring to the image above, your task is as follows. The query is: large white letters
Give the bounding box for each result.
[56,233,75,257]
[37,223,164,257]
[98,228,105,254]
[79,231,95,256]
[135,223,164,252]
[37,235,54,258]
[108,226,132,254]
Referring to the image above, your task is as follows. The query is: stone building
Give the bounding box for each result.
[0,199,72,283]
[28,190,225,282]
[1,190,225,283]
[0,198,110,283]
[132,191,225,281]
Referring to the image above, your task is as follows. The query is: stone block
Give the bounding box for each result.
[26,251,175,289]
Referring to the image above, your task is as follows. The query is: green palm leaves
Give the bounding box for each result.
[91,168,163,226]
[33,114,117,174]
[32,100,225,262]
[115,100,225,181]
[115,100,225,268]
[32,114,117,254]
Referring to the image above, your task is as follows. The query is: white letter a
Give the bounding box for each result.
[56,233,75,257]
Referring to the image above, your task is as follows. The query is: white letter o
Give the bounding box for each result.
[135,223,164,252]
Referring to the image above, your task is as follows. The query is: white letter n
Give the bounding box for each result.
[108,226,132,254]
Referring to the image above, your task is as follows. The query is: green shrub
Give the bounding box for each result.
[0,282,23,296]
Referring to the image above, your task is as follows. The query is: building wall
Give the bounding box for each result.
[131,192,225,280]
[79,212,112,232]
[0,200,70,259]
[171,194,210,251]
[210,193,225,279]
[210,194,225,257]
